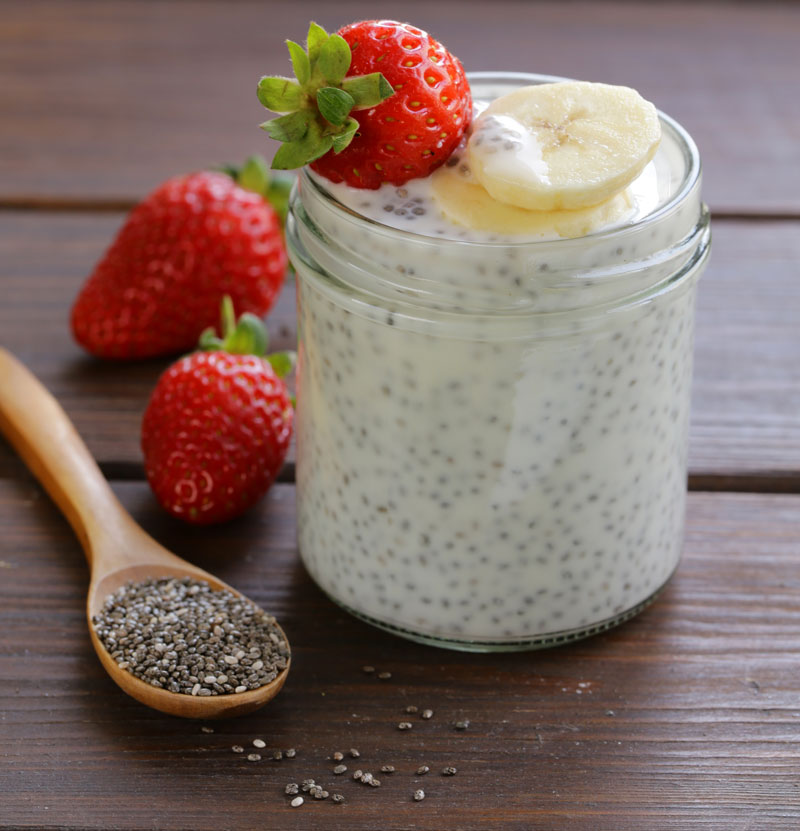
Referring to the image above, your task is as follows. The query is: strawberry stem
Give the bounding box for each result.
[197,296,295,377]
[221,295,236,339]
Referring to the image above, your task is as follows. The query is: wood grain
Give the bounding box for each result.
[2,212,799,481]
[1,479,800,830]
[1,1,798,213]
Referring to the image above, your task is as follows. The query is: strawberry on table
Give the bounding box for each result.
[71,156,289,360]
[258,20,472,188]
[141,297,294,525]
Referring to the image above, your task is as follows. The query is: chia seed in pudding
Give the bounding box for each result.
[288,74,710,649]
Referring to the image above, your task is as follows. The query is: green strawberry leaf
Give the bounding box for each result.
[236,155,271,194]
[286,39,311,85]
[265,176,293,224]
[198,297,268,357]
[221,156,294,225]
[261,109,313,142]
[257,76,304,112]
[306,22,329,64]
[271,119,334,169]
[226,312,268,357]
[316,87,355,127]
[317,33,351,85]
[266,350,297,379]
[342,73,395,109]
[331,117,359,154]
[198,326,224,351]
[255,21,396,171]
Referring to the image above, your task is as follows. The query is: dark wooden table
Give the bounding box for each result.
[2,2,799,829]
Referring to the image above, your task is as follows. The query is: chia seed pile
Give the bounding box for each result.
[290,82,706,647]
[92,577,289,695]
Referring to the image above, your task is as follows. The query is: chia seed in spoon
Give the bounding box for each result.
[92,576,289,695]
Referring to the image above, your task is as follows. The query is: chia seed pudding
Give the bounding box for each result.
[287,73,710,650]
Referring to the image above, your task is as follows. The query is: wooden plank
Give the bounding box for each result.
[0,0,798,213]
[690,219,800,480]
[0,211,296,476]
[1,480,799,829]
[2,211,799,481]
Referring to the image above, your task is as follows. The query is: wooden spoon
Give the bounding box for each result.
[0,348,290,718]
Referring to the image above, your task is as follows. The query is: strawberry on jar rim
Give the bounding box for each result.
[257,20,472,189]
[71,156,290,360]
[141,297,294,525]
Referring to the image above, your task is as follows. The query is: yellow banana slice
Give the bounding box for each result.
[468,81,661,212]
[430,155,632,238]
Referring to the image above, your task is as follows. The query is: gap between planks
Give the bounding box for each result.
[3,196,800,223]
[94,462,800,495]
[97,460,297,485]
[4,460,799,495]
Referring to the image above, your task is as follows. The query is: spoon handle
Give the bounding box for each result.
[0,348,123,566]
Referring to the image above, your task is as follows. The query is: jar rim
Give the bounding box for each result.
[300,71,703,252]
[289,70,709,327]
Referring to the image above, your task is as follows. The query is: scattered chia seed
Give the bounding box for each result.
[273,750,283,761]
[377,672,392,680]
[414,789,425,801]
[332,793,345,804]
[369,778,381,788]
[442,766,457,776]
[291,796,304,808]
[200,726,214,734]
[349,748,361,758]
[360,772,373,784]
[416,765,430,775]
[285,748,297,758]
[421,709,434,720]
[253,739,266,748]
[362,665,375,674]
[92,577,289,696]
[247,753,261,762]
[381,765,395,774]
[333,764,347,775]
[405,705,419,714]
[398,722,412,731]
[332,751,344,761]
[285,783,299,795]
[352,769,363,781]
[454,720,470,730]
[231,745,244,754]
[314,789,329,799]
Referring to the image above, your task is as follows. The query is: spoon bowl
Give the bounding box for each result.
[0,348,290,719]
[87,555,290,720]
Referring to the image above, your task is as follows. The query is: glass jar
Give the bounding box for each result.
[286,73,711,651]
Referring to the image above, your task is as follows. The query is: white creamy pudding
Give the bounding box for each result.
[288,74,710,649]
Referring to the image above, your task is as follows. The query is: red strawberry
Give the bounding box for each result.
[257,20,472,189]
[71,157,289,359]
[141,298,294,525]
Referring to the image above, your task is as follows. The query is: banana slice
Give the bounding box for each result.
[430,154,632,238]
[468,81,661,211]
